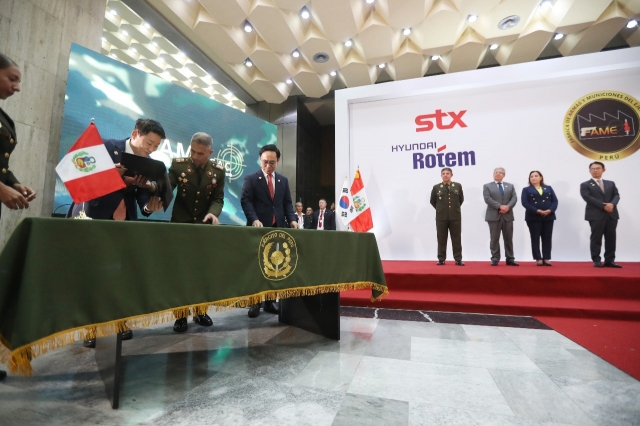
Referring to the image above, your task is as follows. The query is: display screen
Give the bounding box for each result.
[54,43,276,224]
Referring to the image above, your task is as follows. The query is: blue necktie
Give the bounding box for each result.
[498,182,504,197]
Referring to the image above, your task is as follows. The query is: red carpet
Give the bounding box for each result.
[341,261,640,380]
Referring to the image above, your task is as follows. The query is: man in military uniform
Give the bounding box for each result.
[430,167,465,266]
[168,132,226,332]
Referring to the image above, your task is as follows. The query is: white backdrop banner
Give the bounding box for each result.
[337,48,640,262]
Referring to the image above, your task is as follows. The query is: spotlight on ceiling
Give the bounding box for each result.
[300,7,310,20]
[292,49,300,58]
[101,37,107,42]
[330,71,337,76]
[143,22,151,29]
[468,14,478,23]
[365,0,374,4]
[245,59,253,67]
[378,63,386,69]
[344,39,353,47]
[243,21,253,33]
[490,44,499,50]
[286,78,292,84]
[627,19,638,29]
[110,9,117,16]
[403,28,411,36]
[539,0,553,9]
[554,33,564,40]
[431,55,440,60]
[122,30,128,36]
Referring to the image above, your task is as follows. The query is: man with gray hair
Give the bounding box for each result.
[168,132,226,332]
[483,167,519,266]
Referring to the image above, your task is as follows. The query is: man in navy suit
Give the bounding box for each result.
[311,199,336,230]
[580,161,621,268]
[67,118,165,220]
[241,144,298,317]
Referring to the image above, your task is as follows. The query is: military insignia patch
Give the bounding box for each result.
[186,166,194,175]
[206,169,213,178]
[258,230,298,281]
[175,158,187,163]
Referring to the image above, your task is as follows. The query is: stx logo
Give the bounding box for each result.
[415,109,467,132]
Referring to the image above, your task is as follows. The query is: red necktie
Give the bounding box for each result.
[318,210,324,229]
[268,173,275,225]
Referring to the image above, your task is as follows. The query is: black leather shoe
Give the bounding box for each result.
[263,301,280,315]
[0,370,7,381]
[194,314,213,326]
[120,330,133,340]
[604,262,622,268]
[491,260,498,266]
[543,261,552,266]
[594,261,604,268]
[455,261,465,266]
[248,304,261,318]
[436,260,445,265]
[83,339,96,348]
[173,318,188,333]
[506,261,519,266]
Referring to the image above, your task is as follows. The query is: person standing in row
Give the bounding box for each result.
[521,171,558,266]
[0,53,37,381]
[580,162,621,268]
[168,132,225,332]
[312,198,336,230]
[483,167,519,266]
[430,168,464,266]
[294,202,311,229]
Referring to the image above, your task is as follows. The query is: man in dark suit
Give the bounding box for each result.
[168,132,225,332]
[294,202,312,229]
[241,144,298,317]
[483,167,518,266]
[580,161,621,268]
[311,198,336,230]
[430,168,464,266]
[67,118,165,346]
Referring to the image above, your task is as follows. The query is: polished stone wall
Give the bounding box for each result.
[0,0,105,247]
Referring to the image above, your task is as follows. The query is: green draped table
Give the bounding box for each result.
[0,218,387,376]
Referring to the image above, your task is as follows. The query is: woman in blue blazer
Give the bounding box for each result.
[521,171,558,266]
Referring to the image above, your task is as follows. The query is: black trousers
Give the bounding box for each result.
[589,216,617,263]
[526,220,554,260]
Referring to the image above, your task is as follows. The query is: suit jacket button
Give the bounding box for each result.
[4,153,8,158]
[9,138,15,144]
[1,168,6,173]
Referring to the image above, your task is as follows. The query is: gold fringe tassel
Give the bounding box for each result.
[0,281,388,376]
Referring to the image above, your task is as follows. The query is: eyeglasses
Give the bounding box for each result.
[261,160,276,166]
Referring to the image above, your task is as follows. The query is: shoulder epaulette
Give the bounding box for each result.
[174,157,189,163]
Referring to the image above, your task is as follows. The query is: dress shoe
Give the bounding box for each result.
[594,261,604,268]
[263,301,280,315]
[543,260,552,266]
[83,339,96,348]
[248,304,261,318]
[0,370,7,381]
[506,261,519,266]
[455,260,465,266]
[536,260,544,266]
[194,313,213,326]
[491,260,499,266]
[120,330,133,340]
[604,262,622,268]
[173,318,188,333]
[436,260,445,265]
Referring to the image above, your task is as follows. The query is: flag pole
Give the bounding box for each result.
[73,118,97,220]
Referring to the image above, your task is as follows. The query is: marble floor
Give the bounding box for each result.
[0,308,639,426]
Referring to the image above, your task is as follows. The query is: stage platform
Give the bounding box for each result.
[341,260,640,380]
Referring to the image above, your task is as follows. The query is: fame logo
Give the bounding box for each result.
[415,109,467,132]
[72,151,97,173]
[258,230,298,281]
[216,144,246,181]
[564,91,640,161]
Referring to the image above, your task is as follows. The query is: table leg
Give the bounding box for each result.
[95,333,123,409]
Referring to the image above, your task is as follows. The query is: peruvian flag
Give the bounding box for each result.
[349,169,373,232]
[55,123,125,203]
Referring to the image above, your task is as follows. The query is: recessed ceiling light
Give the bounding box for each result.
[490,44,498,50]
[313,52,329,63]
[131,47,137,52]
[378,63,386,69]
[365,0,374,4]
[344,39,353,47]
[111,53,117,58]
[627,19,638,29]
[152,42,158,47]
[143,22,150,29]
[554,33,564,40]
[432,55,440,60]
[539,0,553,10]
[468,14,478,23]
[245,59,253,67]
[403,28,411,36]
[330,71,337,76]
[286,78,292,84]
[292,50,300,58]
[498,15,520,30]
[300,7,310,20]
[158,57,164,62]
[110,9,117,16]
[244,22,253,33]
[122,30,128,36]
[101,37,107,42]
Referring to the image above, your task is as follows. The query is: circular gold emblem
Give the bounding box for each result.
[258,230,298,281]
[564,91,640,161]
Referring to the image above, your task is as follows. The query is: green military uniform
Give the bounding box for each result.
[430,181,464,262]
[168,157,225,223]
[0,108,20,220]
